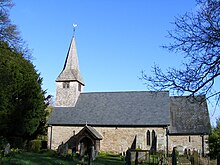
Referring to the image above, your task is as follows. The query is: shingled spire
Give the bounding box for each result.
[56,36,84,107]
[56,36,84,85]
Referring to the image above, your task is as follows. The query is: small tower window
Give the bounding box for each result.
[63,82,70,88]
[78,83,81,92]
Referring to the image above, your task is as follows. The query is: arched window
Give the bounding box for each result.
[147,130,150,145]
[152,130,156,143]
[151,130,157,151]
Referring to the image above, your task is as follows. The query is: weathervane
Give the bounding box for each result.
[73,24,77,36]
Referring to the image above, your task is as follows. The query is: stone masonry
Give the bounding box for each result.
[56,81,83,107]
[168,135,209,154]
[48,126,167,153]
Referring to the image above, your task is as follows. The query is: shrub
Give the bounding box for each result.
[28,140,41,152]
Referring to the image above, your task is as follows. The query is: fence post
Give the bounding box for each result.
[172,147,177,165]
[125,149,131,165]
[135,151,138,165]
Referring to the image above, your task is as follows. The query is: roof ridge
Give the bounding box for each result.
[80,90,169,95]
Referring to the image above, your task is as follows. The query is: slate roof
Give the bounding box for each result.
[169,96,211,135]
[76,125,103,140]
[48,91,170,126]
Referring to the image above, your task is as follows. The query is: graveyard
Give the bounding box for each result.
[0,150,125,165]
[0,147,217,165]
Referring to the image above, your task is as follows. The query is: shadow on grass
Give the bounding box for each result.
[1,151,126,165]
[93,156,125,165]
[1,151,75,165]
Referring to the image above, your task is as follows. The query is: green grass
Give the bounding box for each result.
[0,150,126,165]
[0,151,76,165]
[93,155,125,165]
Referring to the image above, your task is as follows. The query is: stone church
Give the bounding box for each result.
[48,36,211,156]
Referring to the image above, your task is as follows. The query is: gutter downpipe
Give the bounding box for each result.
[48,125,53,149]
[166,127,169,157]
[201,134,204,157]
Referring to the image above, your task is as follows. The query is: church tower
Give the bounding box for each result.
[56,36,84,107]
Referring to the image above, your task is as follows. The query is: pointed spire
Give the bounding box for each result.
[56,36,84,85]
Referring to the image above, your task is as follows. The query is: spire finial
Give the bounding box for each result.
[73,24,77,36]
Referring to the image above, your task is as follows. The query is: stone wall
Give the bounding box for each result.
[48,126,83,150]
[56,81,83,107]
[48,126,208,154]
[97,127,166,152]
[48,126,167,153]
[168,135,209,155]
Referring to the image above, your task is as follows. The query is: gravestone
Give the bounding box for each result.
[176,145,184,155]
[57,142,68,156]
[4,143,10,156]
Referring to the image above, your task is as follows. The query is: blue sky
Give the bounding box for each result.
[10,0,219,125]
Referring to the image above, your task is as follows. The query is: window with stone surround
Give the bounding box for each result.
[151,130,157,151]
[147,130,150,145]
[152,130,156,143]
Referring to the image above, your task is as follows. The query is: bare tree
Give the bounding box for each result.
[142,0,220,105]
[0,0,30,58]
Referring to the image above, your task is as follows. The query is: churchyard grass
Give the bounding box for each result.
[93,152,125,165]
[1,150,217,165]
[0,150,75,165]
[0,150,126,165]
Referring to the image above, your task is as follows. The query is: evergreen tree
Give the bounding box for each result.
[209,118,220,159]
[0,42,47,147]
